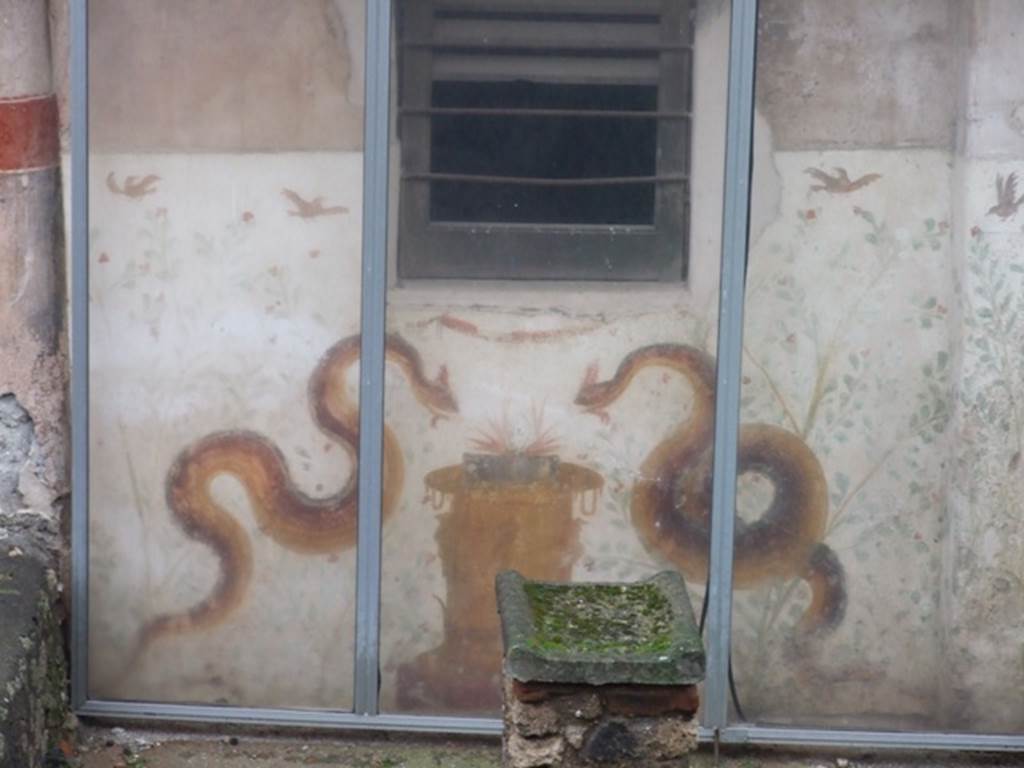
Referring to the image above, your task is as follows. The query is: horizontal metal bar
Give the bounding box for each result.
[78,700,502,736]
[400,106,690,119]
[719,725,1024,753]
[434,5,661,21]
[403,172,686,186]
[77,700,1024,753]
[402,41,689,53]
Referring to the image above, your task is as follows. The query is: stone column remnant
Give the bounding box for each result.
[0,3,70,766]
[0,0,68,550]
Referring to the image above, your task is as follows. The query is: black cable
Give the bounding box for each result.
[699,579,710,634]
[727,652,746,722]
[698,578,746,722]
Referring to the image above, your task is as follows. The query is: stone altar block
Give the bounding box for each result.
[496,570,705,768]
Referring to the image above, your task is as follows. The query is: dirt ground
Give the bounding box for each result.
[69,725,1024,768]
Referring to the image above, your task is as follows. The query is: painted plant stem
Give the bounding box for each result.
[744,345,801,434]
[801,213,905,439]
[979,252,1024,456]
[824,411,947,537]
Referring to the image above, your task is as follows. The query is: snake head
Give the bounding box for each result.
[574,362,606,408]
[435,364,450,388]
[574,362,599,399]
[434,366,458,410]
[574,362,616,423]
[426,365,459,426]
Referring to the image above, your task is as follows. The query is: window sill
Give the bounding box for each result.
[385,276,699,316]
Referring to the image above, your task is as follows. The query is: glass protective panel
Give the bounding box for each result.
[380,0,729,717]
[87,0,366,708]
[730,0,1024,733]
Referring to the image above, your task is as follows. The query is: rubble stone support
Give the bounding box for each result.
[503,678,699,768]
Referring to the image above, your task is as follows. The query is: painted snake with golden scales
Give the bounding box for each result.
[575,343,846,634]
[139,333,458,649]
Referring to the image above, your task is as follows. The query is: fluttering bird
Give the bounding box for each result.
[281,188,349,218]
[987,172,1024,220]
[804,167,882,194]
[106,171,160,198]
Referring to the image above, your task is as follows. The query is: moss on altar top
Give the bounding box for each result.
[496,571,705,686]
[524,581,674,656]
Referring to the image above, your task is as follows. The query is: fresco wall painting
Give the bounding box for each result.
[84,0,1024,736]
[87,0,369,708]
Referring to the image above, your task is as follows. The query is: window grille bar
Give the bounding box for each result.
[434,8,660,22]
[402,41,689,52]
[403,172,686,186]
[704,0,759,732]
[400,106,689,119]
[353,0,393,717]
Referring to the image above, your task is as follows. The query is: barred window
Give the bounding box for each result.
[396,0,693,281]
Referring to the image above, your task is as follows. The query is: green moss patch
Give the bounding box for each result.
[524,582,674,656]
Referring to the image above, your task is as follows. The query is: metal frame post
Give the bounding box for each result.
[69,0,91,711]
[704,0,758,732]
[353,0,393,717]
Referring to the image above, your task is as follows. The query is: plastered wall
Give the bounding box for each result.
[942,0,1024,732]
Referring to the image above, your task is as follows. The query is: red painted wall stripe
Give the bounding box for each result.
[0,94,59,172]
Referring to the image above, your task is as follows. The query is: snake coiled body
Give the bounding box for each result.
[575,343,846,634]
[141,333,457,648]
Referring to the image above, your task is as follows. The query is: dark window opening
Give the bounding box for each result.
[430,81,658,225]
